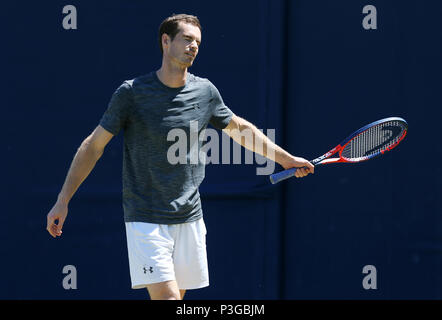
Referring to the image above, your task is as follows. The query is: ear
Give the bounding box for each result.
[162,33,170,49]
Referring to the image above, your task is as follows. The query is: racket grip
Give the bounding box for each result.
[269,168,297,184]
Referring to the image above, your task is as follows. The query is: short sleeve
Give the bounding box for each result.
[208,82,234,130]
[99,81,133,136]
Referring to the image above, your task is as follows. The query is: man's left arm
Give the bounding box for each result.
[222,114,314,178]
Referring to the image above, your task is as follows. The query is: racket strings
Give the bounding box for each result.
[341,120,407,160]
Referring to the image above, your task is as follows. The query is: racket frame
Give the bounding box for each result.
[269,117,408,184]
[315,116,408,165]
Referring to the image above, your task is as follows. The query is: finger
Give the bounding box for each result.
[306,162,314,174]
[46,215,54,230]
[300,168,308,177]
[53,224,62,236]
[47,218,56,237]
[304,168,311,177]
[57,216,65,233]
[47,225,56,238]
[49,222,63,237]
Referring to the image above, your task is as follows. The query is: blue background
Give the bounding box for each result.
[2,0,441,299]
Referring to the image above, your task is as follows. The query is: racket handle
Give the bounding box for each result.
[269,168,297,184]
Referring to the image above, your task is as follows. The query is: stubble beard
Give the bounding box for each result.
[170,55,193,70]
[181,54,194,68]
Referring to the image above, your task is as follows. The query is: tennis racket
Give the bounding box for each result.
[270,117,408,184]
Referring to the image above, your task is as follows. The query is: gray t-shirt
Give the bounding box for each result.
[99,71,233,224]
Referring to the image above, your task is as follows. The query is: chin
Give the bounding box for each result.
[183,60,194,68]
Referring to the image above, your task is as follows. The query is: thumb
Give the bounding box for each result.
[306,161,314,173]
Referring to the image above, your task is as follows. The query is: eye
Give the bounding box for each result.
[184,36,200,46]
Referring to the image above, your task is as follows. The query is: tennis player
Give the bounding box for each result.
[46,14,314,300]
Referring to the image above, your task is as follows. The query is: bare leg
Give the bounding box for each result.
[146,280,181,300]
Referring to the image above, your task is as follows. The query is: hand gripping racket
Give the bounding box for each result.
[270,117,408,184]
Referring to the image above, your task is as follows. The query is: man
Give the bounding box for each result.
[46,14,314,300]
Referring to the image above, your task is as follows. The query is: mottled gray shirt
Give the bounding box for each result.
[99,72,233,224]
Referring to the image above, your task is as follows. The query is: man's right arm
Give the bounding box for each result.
[46,125,114,238]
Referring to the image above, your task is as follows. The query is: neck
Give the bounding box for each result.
[156,59,188,88]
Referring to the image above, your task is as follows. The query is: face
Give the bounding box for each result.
[163,22,202,68]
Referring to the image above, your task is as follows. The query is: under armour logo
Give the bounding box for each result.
[143,266,153,274]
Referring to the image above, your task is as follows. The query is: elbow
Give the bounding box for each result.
[81,138,104,160]
[234,115,253,132]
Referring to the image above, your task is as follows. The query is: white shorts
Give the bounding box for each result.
[125,218,209,290]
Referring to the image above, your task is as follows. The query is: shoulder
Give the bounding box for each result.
[131,72,156,88]
[118,72,157,97]
[188,73,219,97]
[111,80,134,103]
[110,78,137,105]
[188,73,214,88]
[118,80,134,91]
[189,73,209,83]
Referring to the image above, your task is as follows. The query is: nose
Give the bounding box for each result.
[190,40,198,51]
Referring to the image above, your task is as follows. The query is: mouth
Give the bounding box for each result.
[185,52,196,58]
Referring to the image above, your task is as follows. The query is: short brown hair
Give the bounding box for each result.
[158,14,202,54]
